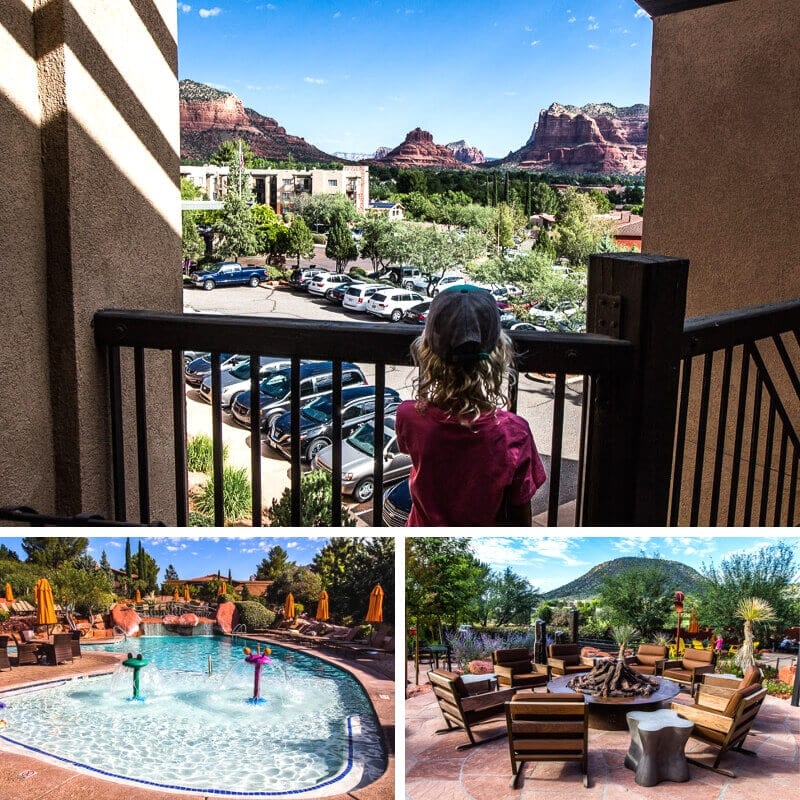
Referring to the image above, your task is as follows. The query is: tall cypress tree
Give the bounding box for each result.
[125,538,132,578]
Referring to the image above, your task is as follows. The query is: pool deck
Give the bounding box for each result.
[0,638,394,800]
[406,668,800,800]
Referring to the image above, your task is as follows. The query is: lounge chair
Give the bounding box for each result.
[70,629,82,658]
[506,692,589,788]
[10,631,40,666]
[547,644,594,676]
[0,635,11,670]
[625,644,668,676]
[41,632,73,665]
[334,625,390,656]
[492,648,549,689]
[428,668,516,750]
[670,671,767,777]
[661,648,716,689]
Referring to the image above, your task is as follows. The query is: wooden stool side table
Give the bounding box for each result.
[625,709,694,786]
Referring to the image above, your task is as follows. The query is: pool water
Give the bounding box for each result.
[0,636,385,797]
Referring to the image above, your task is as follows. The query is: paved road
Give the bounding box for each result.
[182,261,584,522]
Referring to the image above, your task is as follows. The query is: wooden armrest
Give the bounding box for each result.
[494,665,515,679]
[548,658,567,670]
[581,655,600,666]
[701,674,740,688]
[461,687,515,712]
[662,659,682,669]
[692,665,716,677]
[670,701,734,734]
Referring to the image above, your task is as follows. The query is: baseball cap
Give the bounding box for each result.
[424,285,501,365]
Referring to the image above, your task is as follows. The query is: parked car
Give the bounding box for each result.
[325,281,362,305]
[230,361,367,430]
[308,273,358,297]
[313,416,412,503]
[184,353,248,387]
[430,273,467,296]
[501,318,547,332]
[528,300,583,325]
[199,356,293,408]
[402,301,432,325]
[288,266,328,291]
[366,288,426,322]
[267,385,402,462]
[342,283,388,312]
[189,262,267,291]
[382,478,411,526]
[182,350,209,366]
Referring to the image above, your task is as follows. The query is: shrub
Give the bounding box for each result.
[311,233,326,244]
[268,469,356,527]
[187,435,229,474]
[266,265,289,281]
[195,466,252,524]
[444,629,535,670]
[764,678,793,697]
[235,601,276,631]
[0,606,9,623]
[349,267,368,279]
[188,511,214,527]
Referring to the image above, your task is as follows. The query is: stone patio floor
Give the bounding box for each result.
[0,638,393,800]
[406,680,800,800]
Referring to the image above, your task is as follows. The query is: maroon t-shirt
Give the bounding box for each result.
[395,400,546,527]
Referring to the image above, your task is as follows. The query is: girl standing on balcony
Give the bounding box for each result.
[396,286,546,526]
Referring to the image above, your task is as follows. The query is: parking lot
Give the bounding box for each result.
[182,265,584,524]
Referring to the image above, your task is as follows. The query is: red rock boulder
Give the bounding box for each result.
[216,601,239,634]
[111,604,141,636]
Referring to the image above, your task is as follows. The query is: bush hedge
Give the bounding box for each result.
[236,601,276,631]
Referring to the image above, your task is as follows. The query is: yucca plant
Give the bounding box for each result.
[194,466,252,524]
[735,597,775,671]
[611,623,636,660]
[186,434,229,474]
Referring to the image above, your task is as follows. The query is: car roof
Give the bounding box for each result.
[266,361,362,379]
[338,385,401,402]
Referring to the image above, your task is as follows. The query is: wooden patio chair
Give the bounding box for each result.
[670,678,768,777]
[428,668,516,750]
[9,630,40,666]
[42,632,73,665]
[0,635,11,670]
[70,629,82,658]
[625,644,668,676]
[661,648,716,689]
[492,648,550,689]
[547,644,594,676]
[506,692,589,788]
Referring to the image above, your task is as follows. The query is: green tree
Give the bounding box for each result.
[490,567,539,625]
[587,188,612,213]
[359,215,397,271]
[125,538,132,578]
[598,560,675,639]
[697,542,798,636]
[286,216,315,266]
[50,564,115,619]
[533,229,556,259]
[395,169,427,194]
[182,213,204,262]
[251,204,289,259]
[268,469,356,527]
[99,550,113,584]
[164,564,179,582]
[210,138,256,168]
[0,544,20,561]
[256,546,293,581]
[536,602,554,623]
[73,554,96,572]
[269,565,323,609]
[297,193,357,229]
[325,213,358,273]
[216,156,257,259]
[21,537,89,569]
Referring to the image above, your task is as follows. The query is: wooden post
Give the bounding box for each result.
[581,253,689,525]
[570,609,580,644]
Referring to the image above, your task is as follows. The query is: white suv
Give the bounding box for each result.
[307,273,356,297]
[431,273,467,296]
[366,288,426,321]
[342,283,387,313]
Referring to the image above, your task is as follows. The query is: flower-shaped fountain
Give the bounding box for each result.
[244,645,272,705]
[122,652,149,702]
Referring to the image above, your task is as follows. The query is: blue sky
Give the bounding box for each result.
[177,0,653,157]
[469,535,800,592]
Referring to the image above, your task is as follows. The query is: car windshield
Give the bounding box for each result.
[348,422,392,457]
[259,373,290,399]
[228,361,252,379]
[371,293,386,302]
[301,395,334,423]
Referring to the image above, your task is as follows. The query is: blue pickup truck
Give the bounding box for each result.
[190,262,268,290]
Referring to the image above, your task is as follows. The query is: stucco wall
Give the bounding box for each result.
[1,0,181,521]
[643,0,799,525]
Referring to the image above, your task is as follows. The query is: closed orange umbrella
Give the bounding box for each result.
[284,593,295,620]
[218,581,227,596]
[688,609,699,634]
[184,585,190,602]
[35,578,57,634]
[135,589,142,604]
[366,584,384,624]
[4,583,13,603]
[173,587,180,601]
[316,590,329,621]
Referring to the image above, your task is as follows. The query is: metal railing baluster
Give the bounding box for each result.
[290,356,301,527]
[133,347,150,523]
[670,358,692,526]
[170,350,188,526]
[743,372,763,525]
[211,352,224,527]
[331,361,342,528]
[249,355,262,527]
[708,347,733,526]
[759,401,776,525]
[107,346,126,521]
[727,346,751,526]
[774,429,788,526]
[372,363,386,527]
[690,352,714,526]
[547,373,566,527]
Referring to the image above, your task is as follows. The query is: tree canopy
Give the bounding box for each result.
[21,537,89,569]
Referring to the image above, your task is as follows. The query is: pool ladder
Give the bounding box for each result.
[113,625,128,641]
[232,624,247,645]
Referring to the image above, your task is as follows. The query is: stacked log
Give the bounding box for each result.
[567,658,659,698]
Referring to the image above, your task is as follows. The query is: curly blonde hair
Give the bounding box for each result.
[410,331,515,423]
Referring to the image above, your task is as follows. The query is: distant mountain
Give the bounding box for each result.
[499,101,648,175]
[542,557,704,601]
[445,140,485,165]
[179,79,340,163]
[367,128,468,169]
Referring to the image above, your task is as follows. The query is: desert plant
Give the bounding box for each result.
[235,601,276,631]
[611,623,636,658]
[188,511,214,527]
[268,469,355,527]
[186,435,229,474]
[735,597,776,671]
[194,466,252,524]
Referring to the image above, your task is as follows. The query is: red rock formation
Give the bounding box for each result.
[371,128,469,169]
[446,140,485,165]
[215,601,239,635]
[504,102,648,175]
[111,604,141,636]
[179,79,340,163]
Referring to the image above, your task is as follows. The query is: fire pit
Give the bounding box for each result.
[547,664,682,731]
[567,657,658,698]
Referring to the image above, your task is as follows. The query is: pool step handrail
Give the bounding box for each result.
[232,624,247,644]
[113,625,128,641]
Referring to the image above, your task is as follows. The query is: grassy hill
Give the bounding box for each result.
[542,557,705,601]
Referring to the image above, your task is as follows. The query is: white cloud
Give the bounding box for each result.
[198,7,221,18]
[333,10,341,18]
[177,3,192,12]
[630,42,638,47]
[472,537,589,571]
[524,25,532,32]
[287,541,298,548]
[304,76,327,85]
[225,546,232,551]
[587,22,599,30]
[635,8,648,18]
[587,43,599,49]
[530,40,540,46]
[246,84,262,91]
[588,15,596,21]
[108,541,122,548]
[568,16,576,23]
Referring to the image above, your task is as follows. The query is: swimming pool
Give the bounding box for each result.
[0,636,386,798]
